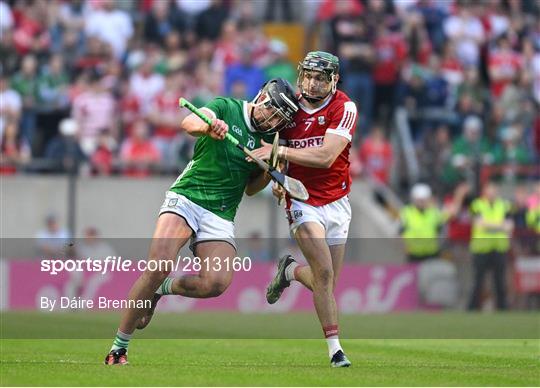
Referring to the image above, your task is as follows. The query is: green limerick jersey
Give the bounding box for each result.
[170,97,273,222]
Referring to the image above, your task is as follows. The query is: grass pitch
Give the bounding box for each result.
[1,312,539,386]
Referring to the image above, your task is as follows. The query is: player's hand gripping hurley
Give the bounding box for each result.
[179,98,309,201]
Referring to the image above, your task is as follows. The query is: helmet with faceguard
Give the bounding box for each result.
[251,78,299,134]
[297,51,339,103]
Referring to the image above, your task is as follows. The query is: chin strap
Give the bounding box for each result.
[301,91,332,104]
[250,106,261,132]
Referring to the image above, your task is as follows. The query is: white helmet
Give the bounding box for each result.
[411,183,432,200]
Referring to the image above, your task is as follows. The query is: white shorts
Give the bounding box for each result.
[159,191,236,252]
[287,196,352,246]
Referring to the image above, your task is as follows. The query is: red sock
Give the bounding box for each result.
[323,325,339,338]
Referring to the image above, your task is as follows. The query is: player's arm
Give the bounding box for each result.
[282,101,357,168]
[279,133,349,169]
[245,169,272,196]
[251,101,356,168]
[180,108,228,140]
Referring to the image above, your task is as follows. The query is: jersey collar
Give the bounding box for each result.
[243,101,256,133]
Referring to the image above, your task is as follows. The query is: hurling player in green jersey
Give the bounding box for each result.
[105,79,298,365]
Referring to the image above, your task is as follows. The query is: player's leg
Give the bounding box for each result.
[105,213,192,365]
[329,244,346,290]
[136,241,236,329]
[268,244,345,296]
[170,240,235,298]
[294,222,336,326]
[294,222,350,367]
[138,199,237,330]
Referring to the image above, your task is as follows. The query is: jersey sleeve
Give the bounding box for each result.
[202,97,229,120]
[326,100,357,142]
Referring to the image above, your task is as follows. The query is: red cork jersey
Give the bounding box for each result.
[281,90,357,206]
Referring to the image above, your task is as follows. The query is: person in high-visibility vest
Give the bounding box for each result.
[468,182,514,310]
[526,183,540,235]
[400,183,468,263]
[527,205,540,233]
[526,187,540,253]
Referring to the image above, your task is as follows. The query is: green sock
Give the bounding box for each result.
[156,277,174,295]
[110,330,131,351]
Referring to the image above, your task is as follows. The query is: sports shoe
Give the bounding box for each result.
[330,350,351,368]
[136,293,162,330]
[104,348,128,365]
[266,255,295,304]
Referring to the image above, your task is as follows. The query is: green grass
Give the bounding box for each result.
[1,312,539,386]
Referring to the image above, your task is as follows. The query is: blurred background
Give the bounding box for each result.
[1,0,539,312]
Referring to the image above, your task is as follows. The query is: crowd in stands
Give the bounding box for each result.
[1,0,539,195]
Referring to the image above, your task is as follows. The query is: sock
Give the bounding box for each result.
[110,330,132,352]
[155,277,174,295]
[323,325,343,357]
[284,262,299,282]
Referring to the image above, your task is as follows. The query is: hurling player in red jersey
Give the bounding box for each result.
[251,51,357,367]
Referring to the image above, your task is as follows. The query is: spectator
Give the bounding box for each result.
[35,213,70,257]
[84,0,134,60]
[10,54,38,145]
[493,124,531,167]
[443,1,485,67]
[191,63,220,107]
[213,20,240,73]
[333,14,375,134]
[147,69,189,168]
[119,120,161,178]
[468,182,513,311]
[444,116,495,186]
[372,23,407,124]
[77,226,117,261]
[358,125,393,185]
[263,39,296,86]
[412,0,448,52]
[71,69,117,155]
[420,55,450,134]
[44,118,86,173]
[418,124,452,193]
[264,0,293,22]
[0,71,22,134]
[403,11,432,66]
[156,31,188,75]
[0,118,31,174]
[144,0,186,46]
[0,3,17,75]
[440,41,464,88]
[224,46,265,99]
[196,0,229,41]
[526,184,540,243]
[399,183,467,262]
[74,36,109,72]
[129,56,165,115]
[90,129,116,176]
[36,54,71,153]
[118,78,142,138]
[488,34,522,100]
[0,1,13,33]
[12,0,50,56]
[456,67,488,119]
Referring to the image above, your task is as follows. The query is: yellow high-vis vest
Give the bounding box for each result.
[400,205,444,256]
[470,198,511,253]
[526,204,540,233]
